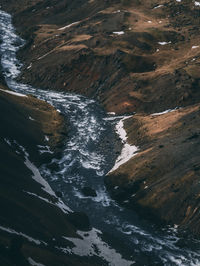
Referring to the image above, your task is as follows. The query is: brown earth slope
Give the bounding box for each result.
[1,0,200,114]
[105,105,200,234]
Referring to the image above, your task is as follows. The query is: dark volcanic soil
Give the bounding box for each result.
[0,81,106,265]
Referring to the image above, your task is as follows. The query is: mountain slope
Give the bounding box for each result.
[0,0,200,237]
[0,81,105,265]
[105,104,200,234]
[1,0,200,114]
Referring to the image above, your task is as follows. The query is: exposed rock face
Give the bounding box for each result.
[105,105,200,234]
[1,0,200,114]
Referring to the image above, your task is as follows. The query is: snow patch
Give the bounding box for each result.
[37,51,52,60]
[0,88,27,97]
[153,5,164,9]
[28,258,45,266]
[29,116,35,121]
[24,191,71,213]
[4,138,11,146]
[62,228,134,266]
[0,225,45,245]
[151,108,178,116]
[107,112,116,115]
[37,144,53,154]
[58,21,80,31]
[192,45,199,49]
[194,1,200,6]
[113,31,125,35]
[45,136,49,142]
[25,156,55,196]
[108,116,138,173]
[27,63,32,69]
[158,41,171,45]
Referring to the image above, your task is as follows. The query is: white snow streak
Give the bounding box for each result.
[151,108,178,116]
[158,41,171,45]
[0,88,27,97]
[0,225,44,245]
[24,157,56,196]
[108,116,138,173]
[113,31,125,35]
[28,258,45,266]
[58,21,80,31]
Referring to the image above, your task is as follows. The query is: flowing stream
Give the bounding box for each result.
[0,9,200,266]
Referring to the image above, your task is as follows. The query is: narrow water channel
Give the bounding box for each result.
[0,9,200,266]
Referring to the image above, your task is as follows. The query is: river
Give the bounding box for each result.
[0,9,200,266]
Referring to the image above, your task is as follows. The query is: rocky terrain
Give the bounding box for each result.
[0,75,103,265]
[1,0,200,114]
[106,104,200,235]
[0,0,200,263]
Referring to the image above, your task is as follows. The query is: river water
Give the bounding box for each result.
[0,9,200,266]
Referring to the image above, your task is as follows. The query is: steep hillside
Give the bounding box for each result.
[105,105,200,234]
[1,0,200,238]
[0,81,104,265]
[1,0,200,114]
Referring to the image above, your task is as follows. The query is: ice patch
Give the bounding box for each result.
[194,1,200,6]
